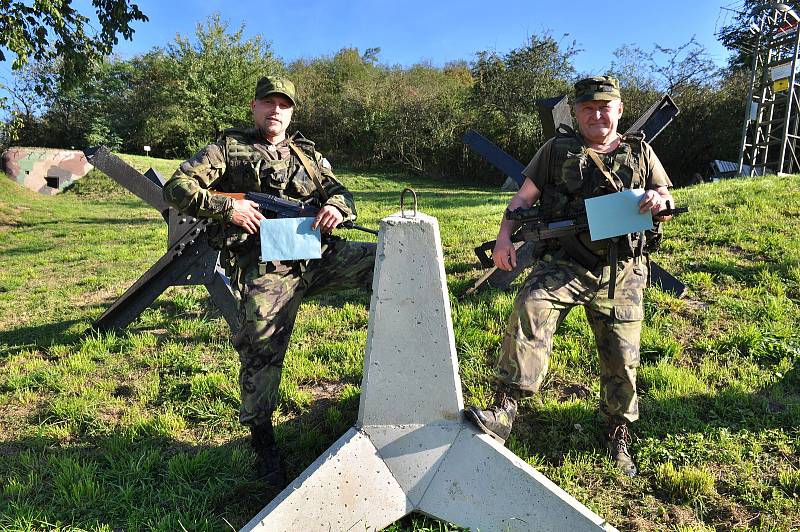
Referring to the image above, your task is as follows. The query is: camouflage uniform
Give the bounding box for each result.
[163,128,375,427]
[498,254,645,423]
[497,130,671,425]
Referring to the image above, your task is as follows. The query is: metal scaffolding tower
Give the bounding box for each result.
[739,1,800,176]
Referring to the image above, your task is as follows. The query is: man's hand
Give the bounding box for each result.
[230,199,264,234]
[491,178,541,271]
[312,205,343,233]
[493,237,517,271]
[639,187,673,222]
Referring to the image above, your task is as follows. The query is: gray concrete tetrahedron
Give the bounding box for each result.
[241,212,617,532]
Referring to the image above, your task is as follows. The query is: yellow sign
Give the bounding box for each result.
[774,78,790,92]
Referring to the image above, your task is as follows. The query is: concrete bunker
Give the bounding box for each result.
[2,147,93,195]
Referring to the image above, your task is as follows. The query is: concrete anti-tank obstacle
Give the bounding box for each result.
[241,211,617,531]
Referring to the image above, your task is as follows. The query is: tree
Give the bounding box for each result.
[3,56,126,149]
[289,48,386,162]
[84,14,283,158]
[2,59,55,125]
[717,1,800,70]
[1,58,70,147]
[470,33,577,177]
[610,39,743,185]
[0,0,148,86]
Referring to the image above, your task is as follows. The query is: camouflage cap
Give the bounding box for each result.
[574,76,621,103]
[254,76,297,106]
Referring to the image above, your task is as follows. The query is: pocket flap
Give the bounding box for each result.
[613,304,643,322]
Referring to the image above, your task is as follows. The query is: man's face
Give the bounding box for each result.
[251,94,294,140]
[575,99,623,144]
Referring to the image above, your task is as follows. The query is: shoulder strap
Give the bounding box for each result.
[621,134,645,188]
[287,140,329,202]
[585,147,622,192]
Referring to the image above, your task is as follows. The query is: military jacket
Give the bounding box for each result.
[162,128,356,223]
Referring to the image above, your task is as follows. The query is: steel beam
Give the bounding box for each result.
[85,146,238,333]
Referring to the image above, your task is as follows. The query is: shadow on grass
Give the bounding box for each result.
[12,216,160,229]
[637,362,800,439]
[275,384,359,480]
[686,253,799,288]
[0,319,84,358]
[0,431,277,531]
[469,352,800,478]
[338,166,500,193]
[0,384,363,530]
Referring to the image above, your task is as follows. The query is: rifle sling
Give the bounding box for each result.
[577,147,623,297]
[585,148,622,192]
[607,238,618,300]
[288,141,329,202]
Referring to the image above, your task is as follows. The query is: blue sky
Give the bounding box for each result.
[104,0,742,74]
[0,0,746,109]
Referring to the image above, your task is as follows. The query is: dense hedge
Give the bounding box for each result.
[4,17,745,186]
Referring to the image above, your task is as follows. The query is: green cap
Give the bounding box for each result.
[254,76,297,106]
[574,76,621,103]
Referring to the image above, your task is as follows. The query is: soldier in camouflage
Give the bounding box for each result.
[466,76,674,477]
[162,76,376,487]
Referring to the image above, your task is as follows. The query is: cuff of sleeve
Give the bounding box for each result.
[222,204,234,224]
[324,200,353,221]
[208,193,234,223]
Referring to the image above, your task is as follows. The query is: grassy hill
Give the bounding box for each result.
[0,157,798,531]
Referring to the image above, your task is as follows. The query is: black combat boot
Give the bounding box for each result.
[465,388,518,444]
[250,423,287,487]
[605,423,637,477]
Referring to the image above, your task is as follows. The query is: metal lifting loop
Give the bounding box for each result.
[400,188,418,218]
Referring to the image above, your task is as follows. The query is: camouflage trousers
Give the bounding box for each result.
[496,255,646,424]
[231,238,376,427]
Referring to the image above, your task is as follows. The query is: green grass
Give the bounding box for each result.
[654,462,717,503]
[1,156,799,530]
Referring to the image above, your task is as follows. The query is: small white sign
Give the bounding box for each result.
[749,101,759,122]
[143,145,151,153]
[770,62,794,82]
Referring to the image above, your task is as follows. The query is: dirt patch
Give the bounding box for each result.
[766,399,785,413]
[0,398,45,448]
[113,384,135,398]
[681,297,710,312]
[548,376,593,402]
[666,504,701,527]
[626,515,659,532]
[276,380,352,426]
[304,380,348,402]
[710,499,758,529]
[74,281,141,310]
[97,405,127,426]
[559,382,592,401]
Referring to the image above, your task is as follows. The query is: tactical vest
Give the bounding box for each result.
[216,128,324,203]
[208,128,328,256]
[538,130,650,262]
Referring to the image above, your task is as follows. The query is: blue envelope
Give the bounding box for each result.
[259,217,322,261]
[584,190,654,241]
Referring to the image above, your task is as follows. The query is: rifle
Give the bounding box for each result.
[213,191,378,235]
[474,202,687,269]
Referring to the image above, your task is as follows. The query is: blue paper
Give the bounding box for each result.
[584,190,654,241]
[259,217,321,261]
